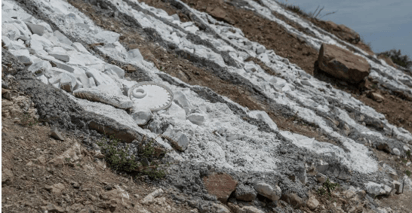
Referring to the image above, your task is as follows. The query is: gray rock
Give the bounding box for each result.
[25,22,45,36]
[316,160,329,174]
[393,181,402,194]
[254,182,282,201]
[105,64,125,79]
[54,30,72,45]
[127,49,143,62]
[50,128,64,141]
[316,173,327,183]
[235,184,257,202]
[163,127,190,151]
[392,148,401,156]
[187,113,205,126]
[72,42,88,53]
[281,193,304,208]
[306,196,319,210]
[131,108,152,125]
[174,91,191,111]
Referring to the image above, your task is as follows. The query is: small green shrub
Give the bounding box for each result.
[98,135,167,179]
[318,178,339,196]
[406,170,411,177]
[379,49,412,68]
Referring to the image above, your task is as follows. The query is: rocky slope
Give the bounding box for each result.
[2,0,412,212]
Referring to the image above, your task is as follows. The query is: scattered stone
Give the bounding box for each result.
[50,128,65,141]
[393,181,402,194]
[248,110,278,130]
[206,6,235,25]
[317,43,370,83]
[235,184,257,202]
[316,160,329,174]
[71,181,80,189]
[131,107,152,125]
[368,92,385,103]
[45,183,65,196]
[365,182,391,197]
[124,65,136,72]
[306,196,319,210]
[163,127,190,151]
[203,173,238,203]
[25,22,45,36]
[254,182,282,201]
[377,143,391,153]
[141,189,163,205]
[28,60,52,75]
[316,173,327,183]
[54,30,72,45]
[41,202,65,213]
[2,168,14,185]
[281,193,304,208]
[49,142,82,166]
[105,64,125,79]
[49,47,70,62]
[187,113,206,125]
[392,148,401,156]
[211,203,231,213]
[173,91,191,113]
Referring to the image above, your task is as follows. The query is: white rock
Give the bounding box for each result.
[248,110,278,130]
[187,113,205,126]
[60,73,77,92]
[141,189,163,205]
[73,68,91,89]
[72,42,88,53]
[163,127,189,151]
[28,60,52,75]
[38,75,49,85]
[131,107,152,125]
[89,77,97,87]
[301,80,313,87]
[25,22,45,36]
[127,49,143,62]
[393,148,401,156]
[256,45,266,55]
[85,68,116,87]
[164,102,186,121]
[365,182,385,196]
[173,91,191,111]
[254,182,281,201]
[306,196,319,210]
[105,64,125,79]
[54,30,72,45]
[49,47,70,62]
[2,23,21,40]
[9,49,33,65]
[404,145,410,152]
[244,63,258,72]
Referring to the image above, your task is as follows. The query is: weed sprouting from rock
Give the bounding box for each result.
[317,178,340,197]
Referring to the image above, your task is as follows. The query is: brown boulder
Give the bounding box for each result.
[203,173,238,203]
[317,44,370,83]
[206,7,235,25]
[323,21,360,44]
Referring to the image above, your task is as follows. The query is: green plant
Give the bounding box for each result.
[98,135,167,179]
[406,170,411,177]
[379,49,412,68]
[318,178,340,197]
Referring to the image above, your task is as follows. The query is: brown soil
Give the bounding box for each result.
[1,94,194,213]
[68,0,335,144]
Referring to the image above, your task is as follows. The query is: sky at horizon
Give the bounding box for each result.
[275,0,412,57]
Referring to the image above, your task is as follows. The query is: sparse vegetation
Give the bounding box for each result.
[378,49,412,68]
[406,170,411,177]
[318,178,340,196]
[20,112,38,127]
[97,135,167,179]
[279,3,337,19]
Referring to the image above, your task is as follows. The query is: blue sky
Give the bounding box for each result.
[276,0,412,57]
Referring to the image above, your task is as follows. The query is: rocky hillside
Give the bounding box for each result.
[2,0,412,212]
